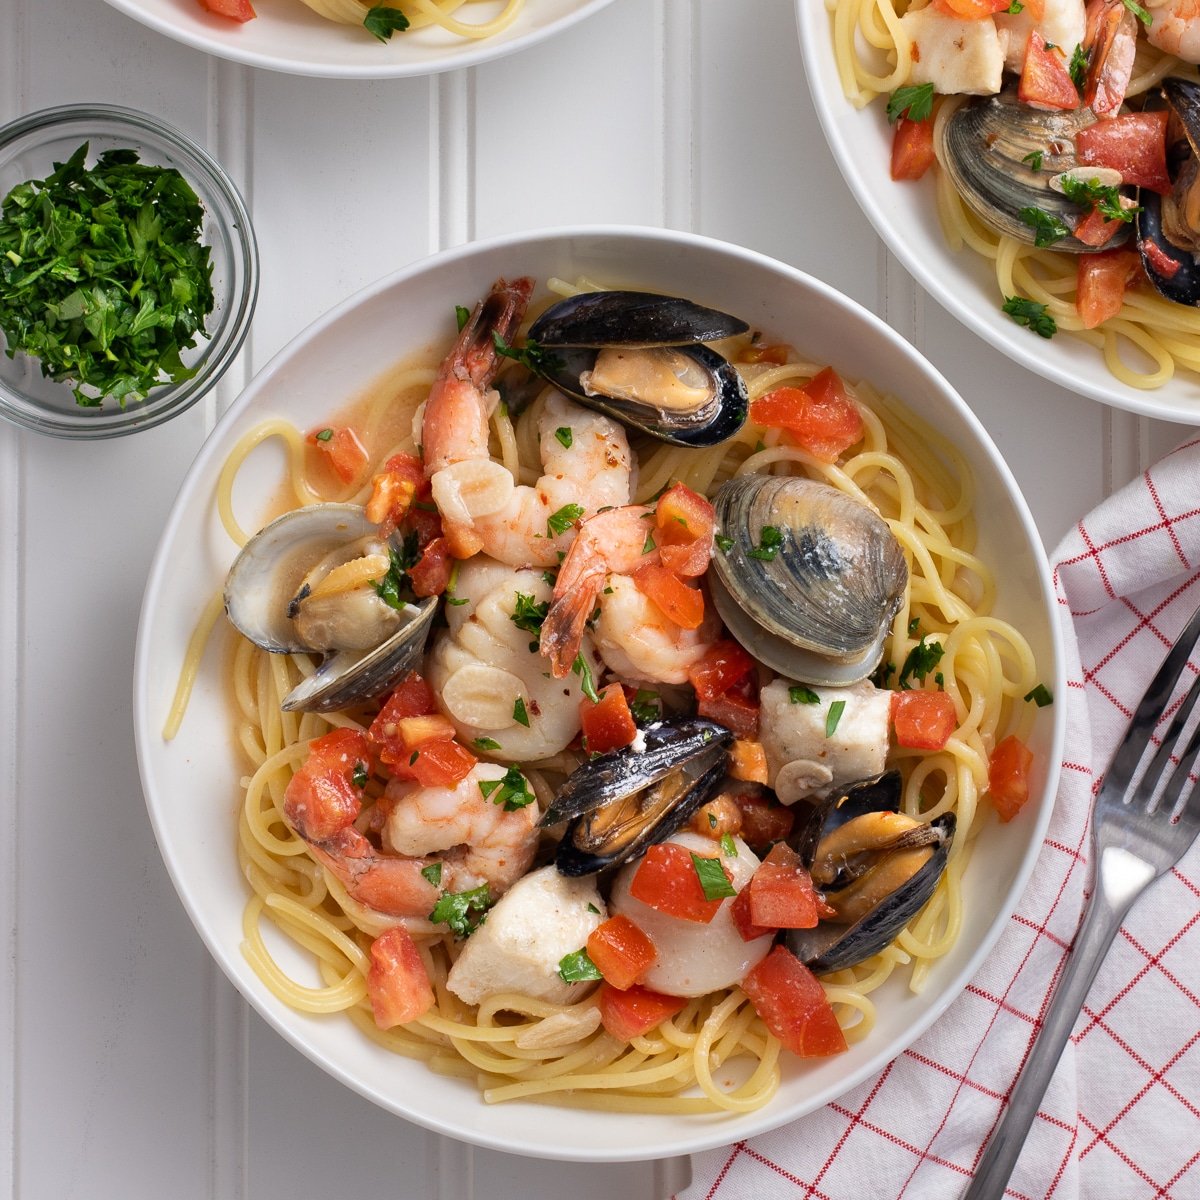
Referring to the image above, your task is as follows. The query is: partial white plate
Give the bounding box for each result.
[133,225,1065,1160]
[102,0,618,79]
[795,0,1200,423]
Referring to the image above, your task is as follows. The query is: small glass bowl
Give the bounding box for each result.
[0,104,258,438]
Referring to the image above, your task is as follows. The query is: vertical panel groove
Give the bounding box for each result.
[431,70,474,252]
[660,0,695,231]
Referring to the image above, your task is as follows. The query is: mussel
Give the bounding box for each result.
[709,475,908,686]
[785,771,955,974]
[524,291,750,447]
[936,91,1133,253]
[1137,78,1200,305]
[549,718,733,876]
[223,503,437,713]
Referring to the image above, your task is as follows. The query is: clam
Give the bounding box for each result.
[936,91,1132,253]
[785,771,955,974]
[524,290,750,447]
[223,503,437,713]
[709,475,907,686]
[549,718,733,876]
[1137,78,1200,305]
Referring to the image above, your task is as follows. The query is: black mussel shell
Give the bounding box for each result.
[528,291,749,348]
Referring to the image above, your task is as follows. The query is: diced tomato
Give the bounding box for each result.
[392,713,459,750]
[597,983,687,1042]
[1082,0,1138,116]
[688,640,756,702]
[730,887,773,942]
[587,915,658,990]
[989,735,1034,821]
[581,685,638,754]
[738,343,790,366]
[365,453,425,535]
[283,728,371,842]
[698,688,760,738]
[1072,206,1125,249]
[629,842,731,924]
[655,483,715,577]
[741,946,848,1057]
[891,690,958,750]
[398,738,478,788]
[890,117,936,181]
[366,926,435,1029]
[1075,111,1171,194]
[749,369,864,463]
[748,844,821,927]
[409,536,452,597]
[631,563,705,629]
[198,0,255,20]
[931,0,1010,16]
[368,674,475,785]
[730,738,769,784]
[368,674,439,764]
[1077,248,1140,329]
[1142,239,1182,280]
[735,794,795,851]
[308,425,368,484]
[1018,33,1080,111]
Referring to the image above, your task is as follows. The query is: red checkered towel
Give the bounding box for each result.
[685,436,1200,1199]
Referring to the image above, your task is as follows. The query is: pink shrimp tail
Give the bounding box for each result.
[311,828,441,918]
[540,569,604,678]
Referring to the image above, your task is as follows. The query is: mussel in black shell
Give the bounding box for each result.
[549,718,733,876]
[525,291,749,447]
[785,771,954,974]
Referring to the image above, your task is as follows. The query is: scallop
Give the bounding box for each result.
[223,503,437,713]
[709,475,908,686]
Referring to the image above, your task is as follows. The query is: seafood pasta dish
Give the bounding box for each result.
[186,276,1049,1114]
[829,0,1200,390]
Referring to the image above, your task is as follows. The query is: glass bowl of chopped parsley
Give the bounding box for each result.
[0,104,258,438]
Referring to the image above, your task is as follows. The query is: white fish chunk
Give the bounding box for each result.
[899,8,1005,95]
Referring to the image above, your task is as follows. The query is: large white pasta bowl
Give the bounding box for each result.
[133,225,1065,1160]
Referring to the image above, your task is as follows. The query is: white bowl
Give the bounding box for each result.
[103,0,618,79]
[794,0,1200,423]
[133,226,1066,1161]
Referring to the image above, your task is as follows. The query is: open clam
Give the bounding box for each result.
[548,718,733,876]
[709,475,908,686]
[524,290,750,447]
[785,771,955,974]
[223,503,437,713]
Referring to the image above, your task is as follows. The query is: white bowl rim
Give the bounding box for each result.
[133,223,1067,1160]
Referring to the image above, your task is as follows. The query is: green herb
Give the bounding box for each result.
[513,696,531,727]
[788,684,819,705]
[0,142,216,407]
[708,812,718,829]
[747,525,785,561]
[1068,43,1088,89]
[554,426,573,449]
[885,82,935,124]
[491,329,561,374]
[429,884,490,938]
[899,635,945,688]
[908,616,921,636]
[630,688,661,724]
[1058,174,1139,223]
[1121,0,1152,25]
[1007,0,1023,10]
[557,947,602,983]
[315,427,334,442]
[720,833,738,857]
[1018,206,1071,248]
[511,591,550,635]
[352,760,369,789]
[825,699,846,737]
[1022,150,1044,172]
[935,671,945,688]
[1025,683,1054,707]
[474,736,502,751]
[363,4,410,39]
[715,533,734,554]
[572,652,601,704]
[447,596,468,606]
[642,531,656,554]
[369,533,421,609]
[1002,296,1058,339]
[478,764,536,810]
[691,853,736,901]
[542,570,557,587]
[409,750,420,765]
[421,862,443,887]
[587,902,600,915]
[455,304,470,331]
[547,503,585,538]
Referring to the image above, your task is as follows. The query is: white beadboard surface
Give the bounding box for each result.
[0,1,1193,1197]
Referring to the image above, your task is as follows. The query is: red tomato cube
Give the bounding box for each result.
[282,728,371,841]
[741,946,848,1057]
[631,563,705,629]
[1077,249,1140,330]
[581,686,638,755]
[989,735,1034,821]
[587,915,658,990]
[629,842,730,924]
[890,118,936,181]
[367,926,435,1029]
[891,690,958,750]
[597,983,686,1042]
[688,640,756,702]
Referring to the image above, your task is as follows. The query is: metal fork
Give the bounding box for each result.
[963,599,1200,1200]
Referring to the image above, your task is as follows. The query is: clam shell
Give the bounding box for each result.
[710,476,907,686]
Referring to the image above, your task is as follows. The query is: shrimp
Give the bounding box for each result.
[1146,0,1200,62]
[382,761,539,898]
[422,280,634,567]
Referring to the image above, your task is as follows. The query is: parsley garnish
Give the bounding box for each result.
[691,853,736,901]
[1068,44,1088,89]
[369,535,420,609]
[708,812,718,829]
[1002,296,1057,339]
[1018,206,1071,248]
[572,653,601,704]
[363,5,410,41]
[747,525,785,561]
[1007,0,1023,10]
[899,635,945,688]
[455,304,470,331]
[885,82,935,124]
[720,833,738,858]
[474,736,502,751]
[789,684,820,704]
[908,617,921,636]
[642,531,656,554]
[557,948,602,983]
[478,765,535,810]
[511,592,550,635]
[492,329,561,374]
[429,885,490,938]
[1121,0,1152,25]
[1024,683,1054,707]
[352,760,368,789]
[547,503,585,538]
[1022,150,1044,172]
[715,533,734,553]
[630,688,660,723]
[512,697,531,727]
[554,426,573,449]
[315,427,334,442]
[825,699,846,737]
[587,902,600,915]
[420,862,443,887]
[1059,175,1139,223]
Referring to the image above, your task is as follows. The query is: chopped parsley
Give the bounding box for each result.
[908,616,921,636]
[1068,44,1088,90]
[455,304,470,330]
[642,531,656,554]
[825,699,846,737]
[587,902,600,915]
[363,5,410,41]
[789,684,820,704]
[1121,0,1152,25]
[1002,296,1057,339]
[547,503,585,538]
[1058,174,1139,223]
[420,862,443,887]
[1018,206,1071,248]
[512,696,531,727]
[491,329,561,374]
[429,885,490,938]
[630,688,661,723]
[352,760,369,789]
[885,82,935,124]
[747,525,785,561]
[691,853,736,901]
[720,833,738,858]
[314,427,334,442]
[899,635,945,688]
[409,750,420,765]
[715,533,734,554]
[511,592,550,635]
[1022,150,1044,172]
[478,765,536,810]
[1007,0,1023,10]
[474,736,502,751]
[369,533,421,609]
[572,652,601,704]
[446,596,469,606]
[554,426,573,449]
[1024,683,1054,707]
[557,947,602,983]
[708,812,718,829]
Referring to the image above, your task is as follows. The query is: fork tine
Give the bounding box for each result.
[1103,598,1200,798]
[1161,723,1200,828]
[1134,666,1200,811]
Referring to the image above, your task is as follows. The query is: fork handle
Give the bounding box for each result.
[960,885,1132,1199]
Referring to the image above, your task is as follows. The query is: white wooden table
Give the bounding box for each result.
[1,1,1191,1196]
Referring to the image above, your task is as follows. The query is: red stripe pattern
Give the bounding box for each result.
[684,438,1200,1199]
